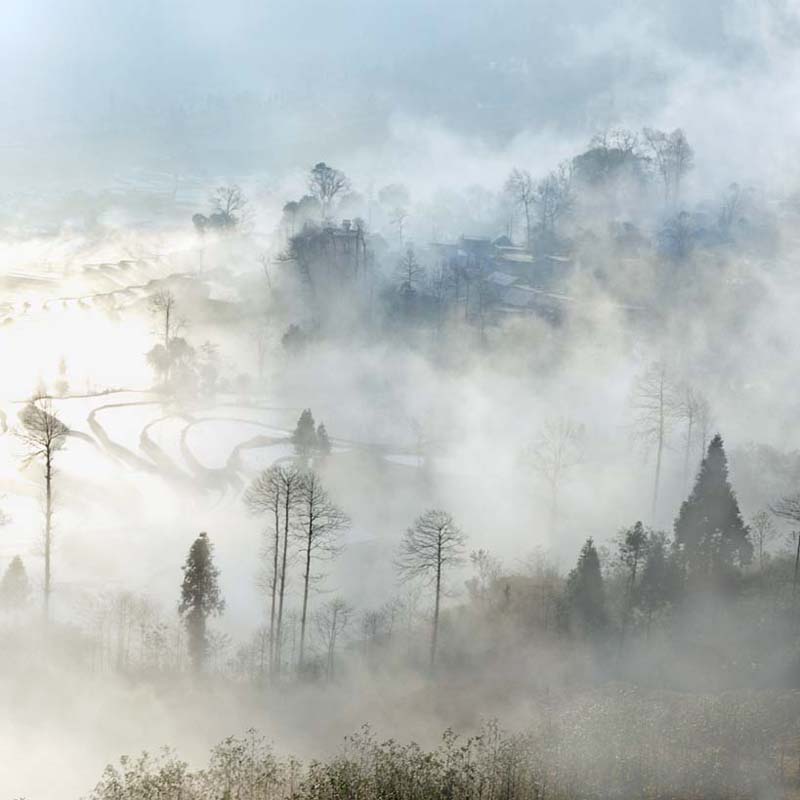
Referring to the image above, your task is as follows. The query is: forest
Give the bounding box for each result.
[3,2,800,798]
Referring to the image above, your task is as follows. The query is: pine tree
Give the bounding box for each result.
[292,409,318,462]
[562,538,607,637]
[674,433,752,578]
[316,423,332,458]
[179,532,224,672]
[636,532,682,633]
[0,556,31,610]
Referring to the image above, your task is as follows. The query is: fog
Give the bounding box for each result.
[2,2,800,798]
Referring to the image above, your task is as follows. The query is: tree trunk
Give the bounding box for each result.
[328,606,338,681]
[275,491,291,674]
[44,448,53,621]
[683,412,694,491]
[430,538,442,670]
[298,526,313,670]
[269,503,280,674]
[189,611,206,673]
[651,379,665,524]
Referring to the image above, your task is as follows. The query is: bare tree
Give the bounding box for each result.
[294,471,349,670]
[244,468,283,674]
[396,247,425,297]
[590,127,640,155]
[390,208,409,244]
[148,289,184,386]
[465,548,502,611]
[395,509,466,669]
[642,128,694,205]
[211,185,247,227]
[308,162,350,219]
[673,383,708,490]
[526,417,585,538]
[149,289,176,351]
[275,465,303,673]
[690,393,713,465]
[18,393,69,619]
[315,597,352,680]
[771,496,800,600]
[505,168,534,249]
[631,362,675,523]
[750,510,778,575]
[533,163,573,237]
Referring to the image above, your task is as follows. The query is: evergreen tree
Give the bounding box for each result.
[292,409,318,462]
[616,521,649,649]
[179,532,224,672]
[636,532,682,632]
[674,433,752,578]
[0,556,30,610]
[617,521,649,590]
[562,538,607,637]
[316,423,332,458]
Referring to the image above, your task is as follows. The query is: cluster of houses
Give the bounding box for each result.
[430,234,576,321]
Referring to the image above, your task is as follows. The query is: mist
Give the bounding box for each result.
[2,1,800,798]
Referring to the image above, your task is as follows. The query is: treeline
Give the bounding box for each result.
[61,424,799,689]
[5,391,798,691]
[5,414,798,689]
[257,125,771,342]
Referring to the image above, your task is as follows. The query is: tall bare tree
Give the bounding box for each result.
[632,362,675,524]
[533,163,573,237]
[244,467,283,673]
[18,393,69,619]
[275,465,303,672]
[395,509,466,669]
[295,471,349,670]
[527,417,585,538]
[674,383,708,490]
[315,597,352,680]
[642,127,694,205]
[148,289,183,386]
[390,208,409,244]
[504,168,534,249]
[149,289,176,351]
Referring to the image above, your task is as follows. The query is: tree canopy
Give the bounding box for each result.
[674,434,752,578]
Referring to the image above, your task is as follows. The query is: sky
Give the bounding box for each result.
[1,0,799,193]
